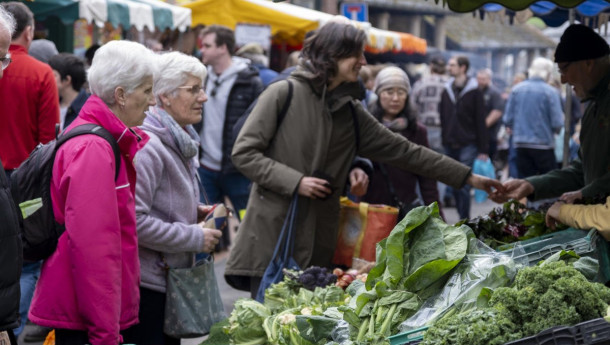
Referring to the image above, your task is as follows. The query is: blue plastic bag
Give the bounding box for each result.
[473,158,495,203]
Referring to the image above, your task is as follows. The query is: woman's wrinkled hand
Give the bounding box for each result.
[200,227,222,253]
[298,176,332,199]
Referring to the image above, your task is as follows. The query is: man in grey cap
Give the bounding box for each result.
[492,24,610,206]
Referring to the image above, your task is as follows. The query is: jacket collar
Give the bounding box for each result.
[444,76,478,104]
[584,70,610,102]
[68,95,149,159]
[291,62,363,112]
[68,89,89,114]
[8,44,27,55]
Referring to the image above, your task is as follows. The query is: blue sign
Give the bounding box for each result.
[340,3,368,22]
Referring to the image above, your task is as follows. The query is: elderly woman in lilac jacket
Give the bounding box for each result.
[123,52,222,345]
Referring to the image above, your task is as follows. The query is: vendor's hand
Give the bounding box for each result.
[467,174,504,194]
[545,201,563,230]
[200,227,222,253]
[298,177,333,199]
[559,190,583,204]
[489,179,534,203]
[197,204,214,223]
[349,167,369,197]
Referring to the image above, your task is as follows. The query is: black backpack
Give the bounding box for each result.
[232,80,293,141]
[10,124,121,261]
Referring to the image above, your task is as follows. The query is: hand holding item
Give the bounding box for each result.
[467,174,505,195]
[545,201,563,230]
[559,190,583,204]
[298,176,333,199]
[349,167,369,197]
[197,204,214,223]
[200,227,222,253]
[489,179,534,203]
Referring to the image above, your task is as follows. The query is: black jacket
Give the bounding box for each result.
[439,77,488,154]
[195,65,263,174]
[0,159,22,331]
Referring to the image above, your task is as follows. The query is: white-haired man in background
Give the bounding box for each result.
[502,57,564,179]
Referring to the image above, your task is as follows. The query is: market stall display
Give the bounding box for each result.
[204,201,610,345]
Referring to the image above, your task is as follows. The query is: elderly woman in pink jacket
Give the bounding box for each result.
[28,40,157,345]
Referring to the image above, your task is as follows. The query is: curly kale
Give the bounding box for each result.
[420,309,522,345]
[422,261,610,345]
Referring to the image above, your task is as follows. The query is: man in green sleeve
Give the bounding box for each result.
[491,24,610,204]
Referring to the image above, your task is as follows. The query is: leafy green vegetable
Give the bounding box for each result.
[224,299,270,345]
[421,256,610,345]
[459,200,568,249]
[295,315,340,343]
[366,203,468,293]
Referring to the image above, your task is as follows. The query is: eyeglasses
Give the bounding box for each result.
[1,53,11,71]
[177,84,204,95]
[557,62,572,75]
[381,88,408,98]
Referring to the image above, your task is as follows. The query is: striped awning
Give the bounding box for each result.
[80,0,191,32]
[6,0,191,32]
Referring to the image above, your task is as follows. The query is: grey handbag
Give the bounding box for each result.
[163,255,226,338]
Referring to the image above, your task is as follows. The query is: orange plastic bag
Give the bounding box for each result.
[332,197,398,267]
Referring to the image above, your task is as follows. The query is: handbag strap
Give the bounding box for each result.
[160,252,214,271]
[270,193,299,265]
[378,163,404,209]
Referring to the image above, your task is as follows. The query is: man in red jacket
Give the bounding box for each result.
[0,6,22,345]
[0,2,59,340]
[0,2,59,172]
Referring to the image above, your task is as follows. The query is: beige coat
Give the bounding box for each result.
[225,67,471,289]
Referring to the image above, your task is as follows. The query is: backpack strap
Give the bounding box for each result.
[348,102,361,152]
[56,124,121,180]
[276,80,293,130]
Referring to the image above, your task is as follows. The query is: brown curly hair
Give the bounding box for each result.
[301,22,366,85]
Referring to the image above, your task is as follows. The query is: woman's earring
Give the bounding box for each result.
[166,102,171,106]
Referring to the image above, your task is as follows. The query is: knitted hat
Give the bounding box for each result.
[555,24,610,63]
[373,66,410,95]
[29,39,58,64]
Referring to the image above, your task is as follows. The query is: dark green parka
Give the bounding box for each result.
[225,65,471,289]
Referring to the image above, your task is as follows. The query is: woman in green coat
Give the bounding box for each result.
[225,21,503,297]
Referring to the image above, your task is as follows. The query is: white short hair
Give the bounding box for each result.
[528,57,554,81]
[0,5,15,36]
[88,40,157,105]
[153,51,207,104]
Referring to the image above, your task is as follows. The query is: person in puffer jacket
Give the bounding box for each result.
[28,40,157,345]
